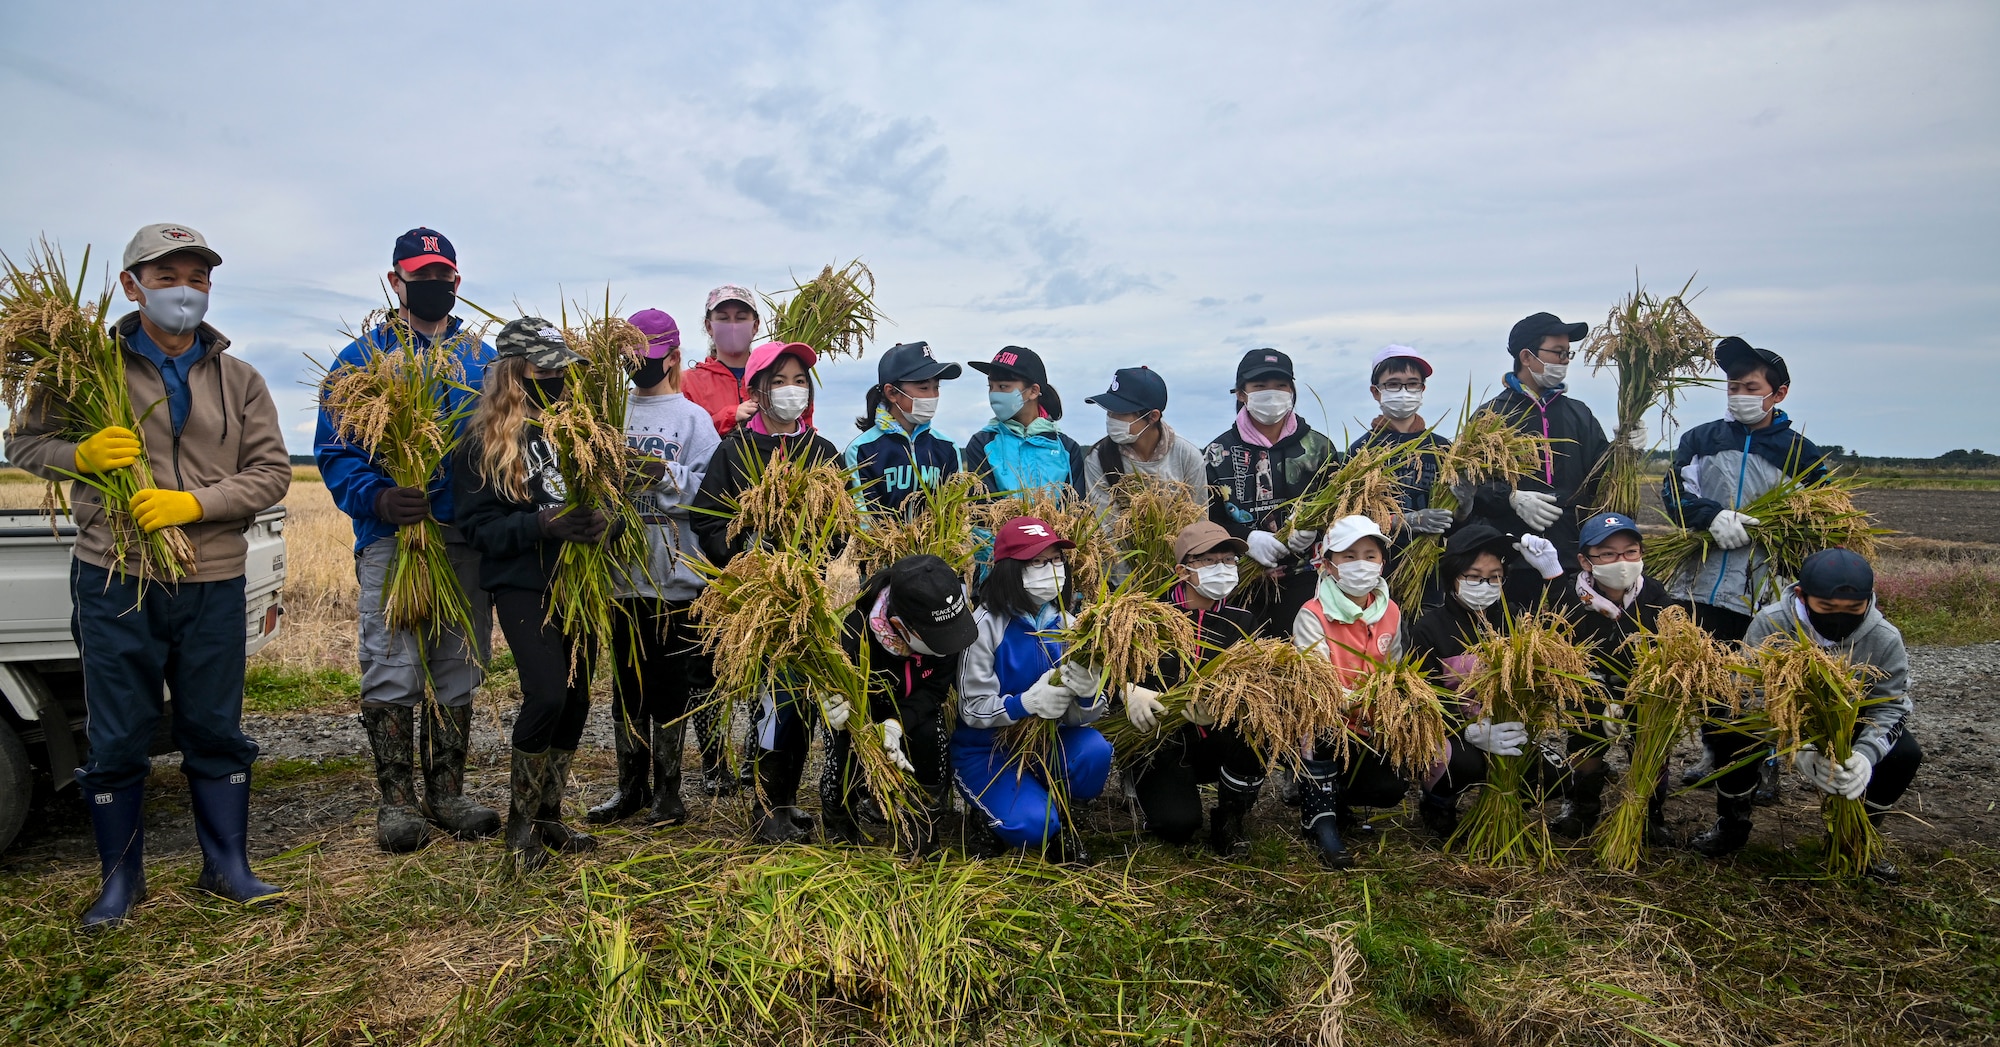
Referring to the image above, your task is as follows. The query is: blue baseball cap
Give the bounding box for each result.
[878,341,962,384]
[393,227,457,273]
[1085,366,1168,415]
[1798,548,1874,600]
[1579,511,1642,550]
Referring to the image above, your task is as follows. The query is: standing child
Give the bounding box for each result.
[1348,347,1454,607]
[963,346,1085,499]
[845,340,964,515]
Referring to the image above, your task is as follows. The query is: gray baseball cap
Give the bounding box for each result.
[496,317,586,369]
[123,223,222,270]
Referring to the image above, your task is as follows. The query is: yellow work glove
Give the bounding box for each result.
[130,489,203,532]
[74,426,143,474]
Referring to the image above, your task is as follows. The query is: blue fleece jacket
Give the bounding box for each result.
[843,407,962,514]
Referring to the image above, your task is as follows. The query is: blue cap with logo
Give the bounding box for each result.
[1086,366,1168,415]
[1579,511,1642,549]
[393,227,457,274]
[878,341,962,384]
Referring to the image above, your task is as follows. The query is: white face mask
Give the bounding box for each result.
[1332,559,1383,597]
[1377,388,1423,420]
[1244,389,1293,425]
[1021,562,1066,607]
[903,629,942,657]
[901,394,939,426]
[1533,361,1568,388]
[135,284,209,336]
[1590,560,1644,593]
[1457,580,1503,610]
[1189,562,1238,601]
[1105,415,1149,446]
[1728,394,1769,426]
[766,384,811,421]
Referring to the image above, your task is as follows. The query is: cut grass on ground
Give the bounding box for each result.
[1877,562,2000,647]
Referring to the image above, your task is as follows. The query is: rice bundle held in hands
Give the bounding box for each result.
[762,260,882,360]
[1102,637,1349,770]
[1581,275,1715,517]
[1106,476,1211,594]
[1236,441,1413,600]
[853,471,987,578]
[1648,466,1885,607]
[1339,651,1455,780]
[0,240,196,582]
[1389,402,1551,609]
[723,447,862,561]
[1750,634,1886,878]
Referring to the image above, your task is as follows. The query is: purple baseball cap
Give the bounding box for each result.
[628,308,681,359]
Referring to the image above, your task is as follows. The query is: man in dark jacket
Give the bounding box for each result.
[1203,349,1338,637]
[1463,312,1611,605]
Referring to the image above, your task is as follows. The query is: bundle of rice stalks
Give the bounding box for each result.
[1389,400,1551,609]
[1581,275,1716,517]
[1452,612,1601,866]
[803,642,933,850]
[722,445,862,561]
[1749,634,1886,878]
[1338,652,1454,780]
[1106,475,1210,594]
[1235,441,1414,601]
[761,260,883,360]
[1099,636,1348,769]
[0,240,195,582]
[853,471,987,578]
[1647,465,1886,606]
[1593,606,1749,871]
[315,309,481,640]
[976,490,1115,596]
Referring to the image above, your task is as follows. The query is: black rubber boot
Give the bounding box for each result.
[1864,803,1900,883]
[1550,762,1608,840]
[187,771,283,905]
[1689,787,1755,858]
[421,702,501,839]
[647,719,689,826]
[1646,784,1673,847]
[1299,761,1352,869]
[1208,772,1262,857]
[80,783,147,931]
[586,714,653,825]
[1753,753,1782,807]
[1417,788,1459,841]
[1680,744,1718,788]
[360,704,430,853]
[505,748,552,873]
[536,749,597,854]
[751,744,812,844]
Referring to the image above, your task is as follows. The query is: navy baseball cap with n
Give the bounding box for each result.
[1579,511,1642,549]
[1086,366,1168,415]
[1233,348,1294,390]
[1714,335,1792,388]
[394,227,457,273]
[1508,312,1588,356]
[1798,548,1874,601]
[879,341,962,385]
[886,554,979,655]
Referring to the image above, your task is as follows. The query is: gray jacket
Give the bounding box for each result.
[612,391,720,603]
[1667,444,1788,615]
[1744,597,1912,766]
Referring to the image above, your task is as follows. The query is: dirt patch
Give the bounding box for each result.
[1853,489,2000,545]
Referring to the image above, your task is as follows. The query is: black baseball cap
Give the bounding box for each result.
[1233,348,1294,389]
[1714,336,1791,388]
[393,227,457,274]
[1798,548,1873,601]
[1443,521,1515,561]
[967,345,1048,385]
[886,555,978,655]
[1085,366,1168,415]
[1507,312,1588,357]
[879,341,962,385]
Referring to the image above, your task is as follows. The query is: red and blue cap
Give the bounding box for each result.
[393,227,457,274]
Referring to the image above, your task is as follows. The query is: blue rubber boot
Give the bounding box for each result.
[81,783,148,931]
[187,772,283,905]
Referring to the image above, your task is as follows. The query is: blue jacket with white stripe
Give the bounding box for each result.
[1661,411,1828,615]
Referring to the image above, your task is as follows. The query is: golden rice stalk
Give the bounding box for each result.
[690,548,831,702]
[761,260,883,360]
[1061,588,1200,698]
[1233,442,1414,600]
[853,471,988,578]
[1389,399,1552,609]
[0,239,194,583]
[977,491,1115,597]
[725,448,862,561]
[1452,612,1601,867]
[1341,652,1454,781]
[800,642,933,851]
[1106,475,1210,594]
[1581,275,1716,517]
[1592,606,1749,871]
[1102,637,1349,769]
[1648,466,1886,607]
[1747,633,1885,878]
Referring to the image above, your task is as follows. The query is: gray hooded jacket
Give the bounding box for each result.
[1744,596,1912,766]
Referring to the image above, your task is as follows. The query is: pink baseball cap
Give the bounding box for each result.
[1370,344,1433,381]
[991,516,1074,562]
[745,341,817,384]
[627,309,681,358]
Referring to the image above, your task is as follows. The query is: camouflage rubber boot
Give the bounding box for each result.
[505,748,552,873]
[535,749,598,854]
[360,705,430,853]
[421,702,502,839]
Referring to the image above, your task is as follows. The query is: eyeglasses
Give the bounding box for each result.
[1583,548,1644,564]
[1378,381,1425,393]
[1457,573,1505,584]
[1182,552,1237,568]
[1534,347,1576,363]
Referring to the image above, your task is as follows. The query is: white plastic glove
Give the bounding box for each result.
[1463,717,1529,757]
[1622,420,1649,452]
[1020,669,1073,720]
[1060,661,1103,700]
[1830,752,1873,801]
[821,694,854,731]
[1286,529,1320,556]
[1246,529,1287,568]
[1510,489,1562,532]
[1514,534,1565,580]
[880,719,916,773]
[1123,685,1167,734]
[1183,698,1218,727]
[1709,509,1759,551]
[1405,507,1454,535]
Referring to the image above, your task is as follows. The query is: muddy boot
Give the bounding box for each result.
[646,719,688,826]
[1299,760,1352,870]
[1550,762,1607,840]
[751,742,813,844]
[1752,752,1782,807]
[1646,785,1673,847]
[505,748,552,873]
[359,705,429,853]
[586,713,653,825]
[1209,771,1262,857]
[80,783,147,931]
[421,702,502,839]
[1689,787,1755,858]
[1680,744,1718,788]
[187,771,284,905]
[535,749,597,855]
[1417,788,1459,842]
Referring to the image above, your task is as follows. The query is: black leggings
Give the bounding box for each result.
[610,598,709,728]
[823,693,951,820]
[1131,724,1266,844]
[495,589,595,753]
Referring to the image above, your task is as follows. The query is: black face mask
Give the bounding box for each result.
[632,356,669,389]
[525,373,566,406]
[1807,608,1867,642]
[403,279,457,323]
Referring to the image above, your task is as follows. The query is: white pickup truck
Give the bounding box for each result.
[0,507,287,853]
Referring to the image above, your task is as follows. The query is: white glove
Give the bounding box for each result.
[1514,534,1565,580]
[1830,752,1872,801]
[1123,685,1167,734]
[880,719,916,773]
[1796,746,1838,793]
[1405,508,1454,535]
[1710,509,1759,551]
[1464,717,1529,757]
[1622,420,1649,452]
[1246,529,1287,568]
[1060,661,1102,700]
[1509,489,1562,531]
[1286,529,1320,556]
[821,694,854,731]
[1020,669,1073,720]
[1183,698,1217,727]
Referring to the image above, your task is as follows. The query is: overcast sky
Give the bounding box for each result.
[3,0,1994,459]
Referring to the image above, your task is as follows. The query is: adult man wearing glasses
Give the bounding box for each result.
[1461,313,1610,605]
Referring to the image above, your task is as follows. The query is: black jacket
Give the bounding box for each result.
[690,423,843,566]
[1545,572,1669,691]
[1151,586,1258,688]
[840,602,962,725]
[1203,416,1339,611]
[452,428,568,595]
[1466,376,1610,566]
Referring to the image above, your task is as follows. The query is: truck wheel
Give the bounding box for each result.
[0,721,29,854]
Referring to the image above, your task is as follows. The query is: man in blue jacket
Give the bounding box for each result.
[313,227,499,853]
[845,340,963,516]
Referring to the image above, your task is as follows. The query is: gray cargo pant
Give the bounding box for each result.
[355,530,492,708]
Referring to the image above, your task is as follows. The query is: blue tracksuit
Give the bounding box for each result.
[1661,411,1827,615]
[843,407,962,514]
[313,316,494,551]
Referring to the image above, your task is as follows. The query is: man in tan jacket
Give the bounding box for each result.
[5,222,292,930]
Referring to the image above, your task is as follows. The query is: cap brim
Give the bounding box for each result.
[1561,321,1589,342]
[967,360,1026,380]
[1005,534,1075,561]
[910,606,979,656]
[1084,390,1146,414]
[1234,367,1292,387]
[397,254,457,274]
[893,359,962,383]
[1180,534,1248,559]
[131,245,223,269]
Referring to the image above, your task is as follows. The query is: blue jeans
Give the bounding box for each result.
[71,560,257,792]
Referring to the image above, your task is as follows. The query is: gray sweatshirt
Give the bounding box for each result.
[1082,423,1211,514]
[1744,596,1912,766]
[613,391,720,602]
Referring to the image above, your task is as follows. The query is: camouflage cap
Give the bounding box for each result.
[495,316,585,369]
